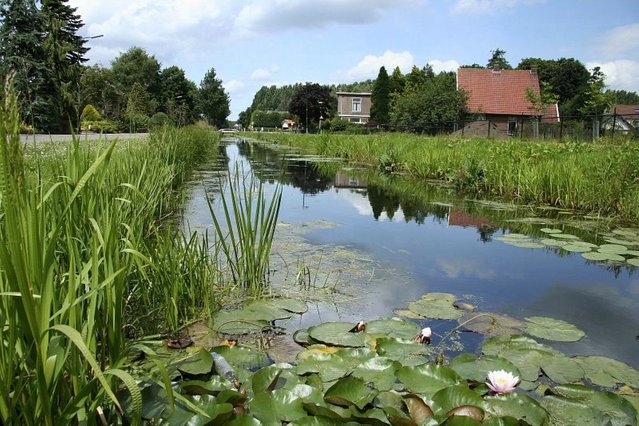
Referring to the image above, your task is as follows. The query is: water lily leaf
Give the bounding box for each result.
[177,348,214,376]
[449,353,520,383]
[582,252,616,261]
[244,300,294,321]
[349,406,391,425]
[541,356,584,384]
[212,310,269,334]
[459,313,525,336]
[249,389,306,424]
[180,377,234,395]
[324,376,378,410]
[227,414,263,425]
[603,237,638,246]
[575,356,639,388]
[301,402,350,421]
[541,395,607,426]
[481,417,522,426]
[271,298,308,314]
[627,258,639,267]
[613,228,639,238]
[365,318,422,340]
[408,293,462,320]
[352,356,401,392]
[295,351,351,382]
[440,416,482,425]
[403,393,434,424]
[550,233,580,240]
[562,244,591,253]
[501,240,545,249]
[287,384,324,405]
[497,233,528,239]
[431,385,484,421]
[252,365,284,394]
[524,316,585,342]
[483,393,548,425]
[598,244,628,254]
[211,346,268,371]
[547,384,637,425]
[569,241,599,248]
[375,337,430,366]
[540,238,568,247]
[540,228,563,234]
[293,329,313,346]
[625,250,639,256]
[288,416,338,426]
[185,396,234,426]
[481,335,561,382]
[396,365,463,395]
[307,322,366,347]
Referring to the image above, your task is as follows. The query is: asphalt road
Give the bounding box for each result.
[20,132,149,144]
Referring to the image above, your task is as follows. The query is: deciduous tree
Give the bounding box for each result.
[288,83,332,133]
[197,67,230,127]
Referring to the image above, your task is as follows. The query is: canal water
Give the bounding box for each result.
[181,137,639,368]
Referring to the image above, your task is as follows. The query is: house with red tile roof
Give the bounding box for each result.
[456,67,559,137]
[604,104,639,134]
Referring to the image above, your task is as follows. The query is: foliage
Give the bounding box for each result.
[159,65,198,126]
[250,132,639,222]
[487,48,512,70]
[197,67,230,128]
[579,66,614,118]
[111,46,161,106]
[389,71,467,133]
[371,66,390,124]
[389,66,406,95]
[81,103,102,121]
[208,166,282,293]
[288,83,333,132]
[149,111,171,128]
[251,110,291,128]
[608,89,639,104]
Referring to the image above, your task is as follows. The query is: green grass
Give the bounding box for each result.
[250,132,639,223]
[0,77,224,424]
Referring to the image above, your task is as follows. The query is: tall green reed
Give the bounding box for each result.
[208,166,282,294]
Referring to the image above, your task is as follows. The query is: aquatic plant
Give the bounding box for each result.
[208,165,282,293]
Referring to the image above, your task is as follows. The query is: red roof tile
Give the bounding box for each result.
[610,104,639,116]
[457,68,544,116]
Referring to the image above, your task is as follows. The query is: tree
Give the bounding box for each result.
[371,66,390,124]
[79,64,123,124]
[389,66,405,95]
[579,67,613,138]
[607,89,639,104]
[405,65,428,90]
[389,72,466,133]
[41,0,89,131]
[160,66,197,125]
[288,83,333,133]
[237,107,252,129]
[112,47,161,107]
[125,82,152,132]
[487,48,512,70]
[0,0,56,131]
[197,67,230,128]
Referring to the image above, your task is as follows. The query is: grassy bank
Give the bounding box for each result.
[250,132,639,223]
[0,78,224,424]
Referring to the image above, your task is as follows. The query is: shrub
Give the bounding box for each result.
[149,112,171,129]
[81,104,102,122]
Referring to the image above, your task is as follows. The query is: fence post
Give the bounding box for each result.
[487,120,491,138]
[520,119,524,140]
[559,119,563,141]
[611,108,616,143]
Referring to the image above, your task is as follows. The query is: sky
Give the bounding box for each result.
[68,0,639,120]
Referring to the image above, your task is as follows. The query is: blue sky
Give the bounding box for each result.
[69,0,639,119]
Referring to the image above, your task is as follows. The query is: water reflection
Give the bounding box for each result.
[182,138,639,369]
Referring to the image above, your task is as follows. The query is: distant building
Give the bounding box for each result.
[282,118,297,130]
[603,104,639,134]
[336,92,372,124]
[456,67,559,137]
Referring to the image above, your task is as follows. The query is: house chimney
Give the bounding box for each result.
[492,65,501,73]
[530,65,538,75]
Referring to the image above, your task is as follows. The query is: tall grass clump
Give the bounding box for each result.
[0,77,221,423]
[209,166,282,294]
[252,132,639,222]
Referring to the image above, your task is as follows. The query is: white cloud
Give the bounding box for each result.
[428,59,460,73]
[234,0,416,36]
[451,0,543,15]
[597,23,639,58]
[437,258,497,280]
[346,50,414,81]
[586,60,639,92]
[224,80,245,93]
[251,65,280,81]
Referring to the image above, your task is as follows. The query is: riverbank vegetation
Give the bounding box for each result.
[250,132,639,223]
[0,79,226,423]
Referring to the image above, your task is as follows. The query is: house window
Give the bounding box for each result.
[507,119,517,136]
[352,98,362,113]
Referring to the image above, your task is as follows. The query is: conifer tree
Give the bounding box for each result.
[371,66,390,124]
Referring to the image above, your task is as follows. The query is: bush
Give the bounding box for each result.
[82,120,118,133]
[81,104,102,122]
[149,112,171,129]
[19,122,34,134]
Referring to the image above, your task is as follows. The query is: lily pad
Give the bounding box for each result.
[365,318,422,340]
[459,313,525,336]
[541,356,585,384]
[396,364,463,395]
[307,322,366,347]
[449,353,520,383]
[374,337,430,366]
[324,376,378,410]
[272,298,308,314]
[540,238,568,247]
[582,252,616,261]
[431,385,485,421]
[598,244,628,254]
[407,293,462,320]
[176,348,214,376]
[482,335,562,382]
[501,240,545,249]
[575,356,639,388]
[484,393,548,425]
[249,389,306,424]
[524,316,585,342]
[540,228,563,234]
[211,346,268,371]
[351,356,401,392]
[550,233,580,240]
[627,258,639,267]
[562,244,592,253]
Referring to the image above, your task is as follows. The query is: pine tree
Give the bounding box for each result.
[197,68,230,128]
[0,0,56,131]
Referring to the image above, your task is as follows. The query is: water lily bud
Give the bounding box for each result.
[356,321,366,331]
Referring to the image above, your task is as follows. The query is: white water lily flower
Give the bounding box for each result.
[486,370,519,394]
[413,327,432,344]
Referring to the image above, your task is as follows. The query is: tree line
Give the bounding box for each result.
[242,48,639,133]
[0,0,231,133]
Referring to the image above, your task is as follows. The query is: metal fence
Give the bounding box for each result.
[385,112,639,141]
